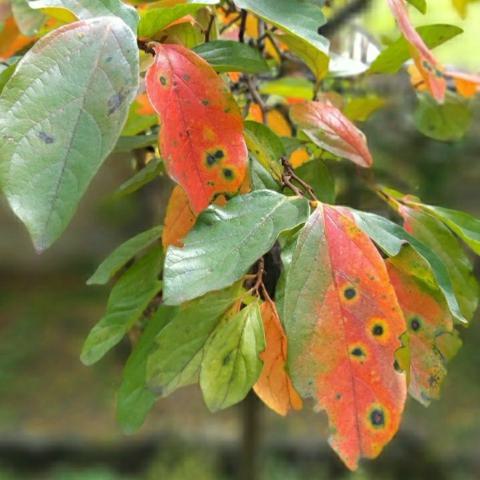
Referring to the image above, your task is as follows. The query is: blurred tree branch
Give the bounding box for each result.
[319,0,373,37]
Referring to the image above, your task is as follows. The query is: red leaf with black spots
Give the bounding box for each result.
[283,204,407,470]
[146,43,248,213]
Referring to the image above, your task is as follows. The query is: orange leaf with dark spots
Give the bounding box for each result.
[387,251,461,405]
[284,205,406,470]
[290,101,373,168]
[162,185,197,249]
[146,43,248,213]
[254,300,303,416]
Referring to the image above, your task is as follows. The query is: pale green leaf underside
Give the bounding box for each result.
[163,190,310,305]
[0,17,139,251]
[28,0,139,32]
[200,302,265,412]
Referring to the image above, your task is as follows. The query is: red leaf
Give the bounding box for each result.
[146,43,248,213]
[290,100,373,168]
[387,0,446,102]
[284,205,406,469]
[254,300,303,416]
[387,250,461,405]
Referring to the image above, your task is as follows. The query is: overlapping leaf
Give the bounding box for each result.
[253,301,303,416]
[284,205,407,470]
[163,190,310,305]
[146,43,248,213]
[0,17,139,251]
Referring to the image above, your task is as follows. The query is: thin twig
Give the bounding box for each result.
[137,39,155,56]
[239,10,247,43]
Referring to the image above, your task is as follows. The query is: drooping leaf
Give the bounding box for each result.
[200,301,265,412]
[399,204,479,322]
[113,158,163,199]
[244,121,285,181]
[162,185,197,248]
[163,190,310,305]
[146,284,243,397]
[28,0,139,32]
[414,94,472,141]
[138,2,215,38]
[233,0,329,58]
[193,40,270,74]
[81,246,163,366]
[290,101,373,168]
[11,0,44,35]
[87,226,163,286]
[0,17,139,251]
[351,210,467,324]
[253,300,303,416]
[369,24,462,75]
[117,305,177,434]
[283,205,407,470]
[418,204,480,255]
[146,43,248,213]
[387,0,447,101]
[387,248,461,406]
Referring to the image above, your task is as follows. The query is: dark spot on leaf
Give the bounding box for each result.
[202,99,209,106]
[223,168,234,180]
[370,408,385,428]
[351,347,365,358]
[223,353,232,366]
[206,152,219,167]
[108,91,125,115]
[105,56,113,63]
[336,393,342,400]
[207,181,215,187]
[372,324,384,337]
[38,131,54,144]
[393,360,401,372]
[410,317,422,332]
[183,73,190,81]
[214,149,224,159]
[428,372,441,387]
[159,75,167,86]
[343,287,356,300]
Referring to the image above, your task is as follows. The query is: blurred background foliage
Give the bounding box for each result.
[1,0,480,479]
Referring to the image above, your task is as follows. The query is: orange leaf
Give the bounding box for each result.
[290,101,373,167]
[447,70,480,98]
[284,205,407,469]
[267,109,291,136]
[387,0,446,102]
[387,254,460,405]
[146,43,248,213]
[254,301,303,416]
[0,17,32,61]
[162,185,197,248]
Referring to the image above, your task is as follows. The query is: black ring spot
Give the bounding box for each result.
[372,324,384,337]
[223,168,234,180]
[351,347,364,357]
[370,408,385,428]
[344,287,357,300]
[410,317,421,332]
[214,149,225,159]
[159,75,167,86]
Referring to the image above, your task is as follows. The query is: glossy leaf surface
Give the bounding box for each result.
[163,190,310,305]
[146,43,248,213]
[284,205,407,470]
[290,101,373,168]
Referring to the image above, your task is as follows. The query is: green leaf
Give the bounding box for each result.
[295,158,335,203]
[138,2,214,38]
[420,204,480,255]
[234,0,329,57]
[0,17,139,251]
[146,284,244,397]
[351,210,468,324]
[117,305,176,434]
[193,40,269,73]
[414,94,472,142]
[259,77,314,101]
[369,24,463,75]
[113,158,163,199]
[81,246,163,366]
[249,157,281,192]
[114,132,158,153]
[28,0,139,32]
[401,207,479,321]
[200,301,265,412]
[0,62,17,95]
[406,0,427,13]
[11,0,45,35]
[87,225,163,285]
[244,121,285,181]
[278,33,329,80]
[122,100,158,136]
[163,190,310,305]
